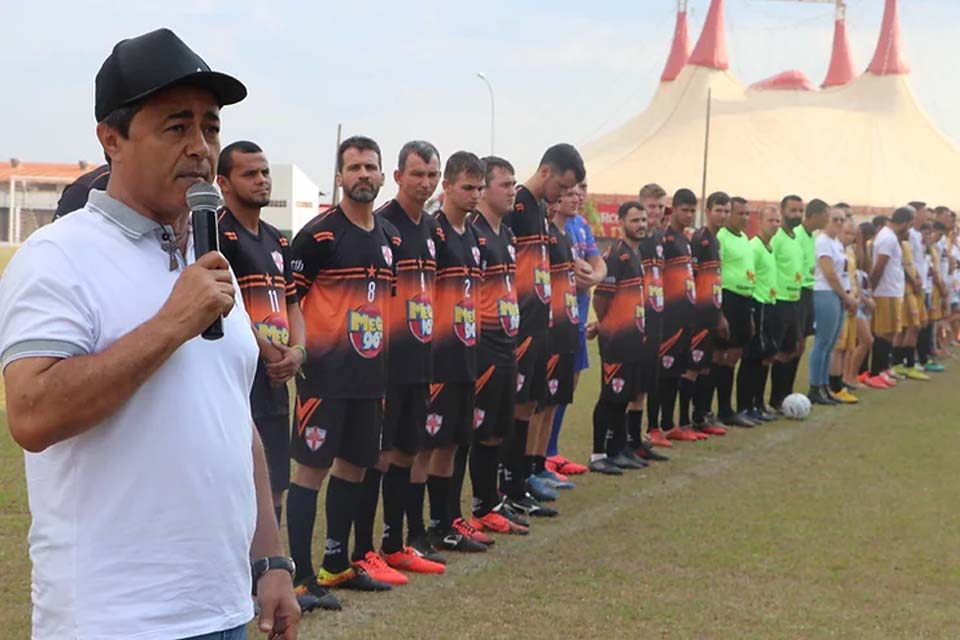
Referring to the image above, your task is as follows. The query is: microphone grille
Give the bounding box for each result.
[186,182,222,210]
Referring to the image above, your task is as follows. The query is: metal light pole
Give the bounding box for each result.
[476,72,495,155]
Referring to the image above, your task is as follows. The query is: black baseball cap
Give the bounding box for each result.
[95,28,247,122]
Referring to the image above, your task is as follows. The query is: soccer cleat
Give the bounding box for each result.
[891,364,910,377]
[648,428,673,447]
[453,516,495,546]
[905,367,931,381]
[880,371,898,386]
[886,368,905,380]
[608,450,647,470]
[428,526,488,553]
[832,388,859,404]
[353,551,408,586]
[589,457,625,475]
[620,449,650,467]
[526,475,560,502]
[635,440,670,461]
[665,426,699,441]
[863,375,890,389]
[695,422,727,436]
[292,589,323,613]
[505,493,559,518]
[857,371,871,383]
[295,581,342,611]
[748,409,778,423]
[493,497,531,528]
[547,455,589,475]
[924,362,945,372]
[544,459,571,482]
[808,386,837,406]
[471,511,529,535]
[317,566,393,591]
[406,533,447,565]
[721,412,758,427]
[381,547,446,575]
[537,469,575,490]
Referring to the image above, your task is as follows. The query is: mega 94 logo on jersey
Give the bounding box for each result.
[347,304,384,358]
[454,298,477,346]
[407,293,433,343]
[498,297,520,336]
[564,292,580,325]
[534,266,552,303]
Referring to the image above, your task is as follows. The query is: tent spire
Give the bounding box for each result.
[689,0,729,70]
[868,0,909,75]
[822,2,856,87]
[661,0,691,82]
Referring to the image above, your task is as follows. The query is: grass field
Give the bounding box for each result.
[2,242,960,638]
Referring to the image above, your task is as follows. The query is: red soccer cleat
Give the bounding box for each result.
[353,551,408,586]
[453,517,494,546]
[880,372,898,386]
[471,511,529,535]
[381,547,445,575]
[665,427,700,442]
[698,424,727,436]
[547,455,588,476]
[648,428,673,448]
[864,375,890,389]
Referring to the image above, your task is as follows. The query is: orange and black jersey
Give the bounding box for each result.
[690,226,723,327]
[548,221,580,354]
[503,185,551,336]
[471,212,520,367]
[595,239,646,363]
[377,199,437,385]
[639,231,665,339]
[432,211,483,383]
[219,209,298,417]
[661,227,696,322]
[291,206,399,399]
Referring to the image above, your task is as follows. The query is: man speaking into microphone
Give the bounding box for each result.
[0,29,299,640]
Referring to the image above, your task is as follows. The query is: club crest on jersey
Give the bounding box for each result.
[686,278,697,304]
[564,292,580,325]
[534,265,552,303]
[507,245,517,262]
[304,426,326,452]
[473,408,486,430]
[662,355,675,369]
[548,378,559,396]
[516,373,526,392]
[635,304,646,332]
[651,285,664,312]
[692,349,704,363]
[426,238,436,259]
[347,304,384,358]
[454,298,477,346]
[472,246,481,265]
[498,297,520,336]
[612,377,625,394]
[271,250,284,273]
[425,413,443,436]
[712,282,723,308]
[407,293,434,343]
[381,245,393,266]
[656,245,664,258]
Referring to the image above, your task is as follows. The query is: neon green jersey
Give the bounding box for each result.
[717,227,755,296]
[750,236,777,304]
[770,227,803,302]
[795,223,816,289]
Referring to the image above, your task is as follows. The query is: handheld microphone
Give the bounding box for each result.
[186,182,225,341]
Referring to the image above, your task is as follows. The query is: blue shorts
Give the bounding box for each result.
[574,331,589,372]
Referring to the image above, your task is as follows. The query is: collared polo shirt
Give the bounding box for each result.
[0,190,259,640]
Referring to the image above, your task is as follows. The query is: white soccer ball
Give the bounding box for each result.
[782,393,812,420]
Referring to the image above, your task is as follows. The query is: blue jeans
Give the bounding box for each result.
[181,625,246,640]
[809,290,843,386]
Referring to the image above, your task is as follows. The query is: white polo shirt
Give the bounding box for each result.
[872,226,905,297]
[0,191,259,640]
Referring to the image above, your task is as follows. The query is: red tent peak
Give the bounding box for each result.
[660,9,691,82]
[868,0,909,75]
[689,0,729,71]
[750,70,815,92]
[822,15,856,87]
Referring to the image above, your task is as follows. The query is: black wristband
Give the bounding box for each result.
[251,556,295,583]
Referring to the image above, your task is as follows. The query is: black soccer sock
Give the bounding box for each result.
[448,445,469,523]
[427,474,452,531]
[829,375,844,394]
[678,377,695,427]
[715,364,735,418]
[785,356,800,396]
[380,464,410,554]
[286,483,319,583]
[604,402,629,457]
[756,364,771,411]
[627,409,644,448]
[322,475,361,575]
[274,504,283,529]
[917,324,932,364]
[693,369,714,423]
[646,389,660,432]
[525,454,539,479]
[905,346,916,368]
[499,419,529,499]
[351,468,381,562]
[470,442,500,518]
[736,359,758,414]
[658,377,679,430]
[870,338,889,376]
[592,401,608,455]
[406,481,427,540]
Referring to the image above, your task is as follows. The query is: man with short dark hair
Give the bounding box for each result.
[287,135,399,606]
[1,28,300,639]
[769,195,805,411]
[868,207,913,379]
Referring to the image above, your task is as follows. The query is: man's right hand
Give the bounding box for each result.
[156,252,236,343]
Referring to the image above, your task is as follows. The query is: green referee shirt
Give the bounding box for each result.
[717,227,756,297]
[750,236,777,304]
[795,223,816,289]
[770,227,803,302]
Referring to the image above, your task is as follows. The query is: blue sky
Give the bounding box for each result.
[4,0,958,194]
